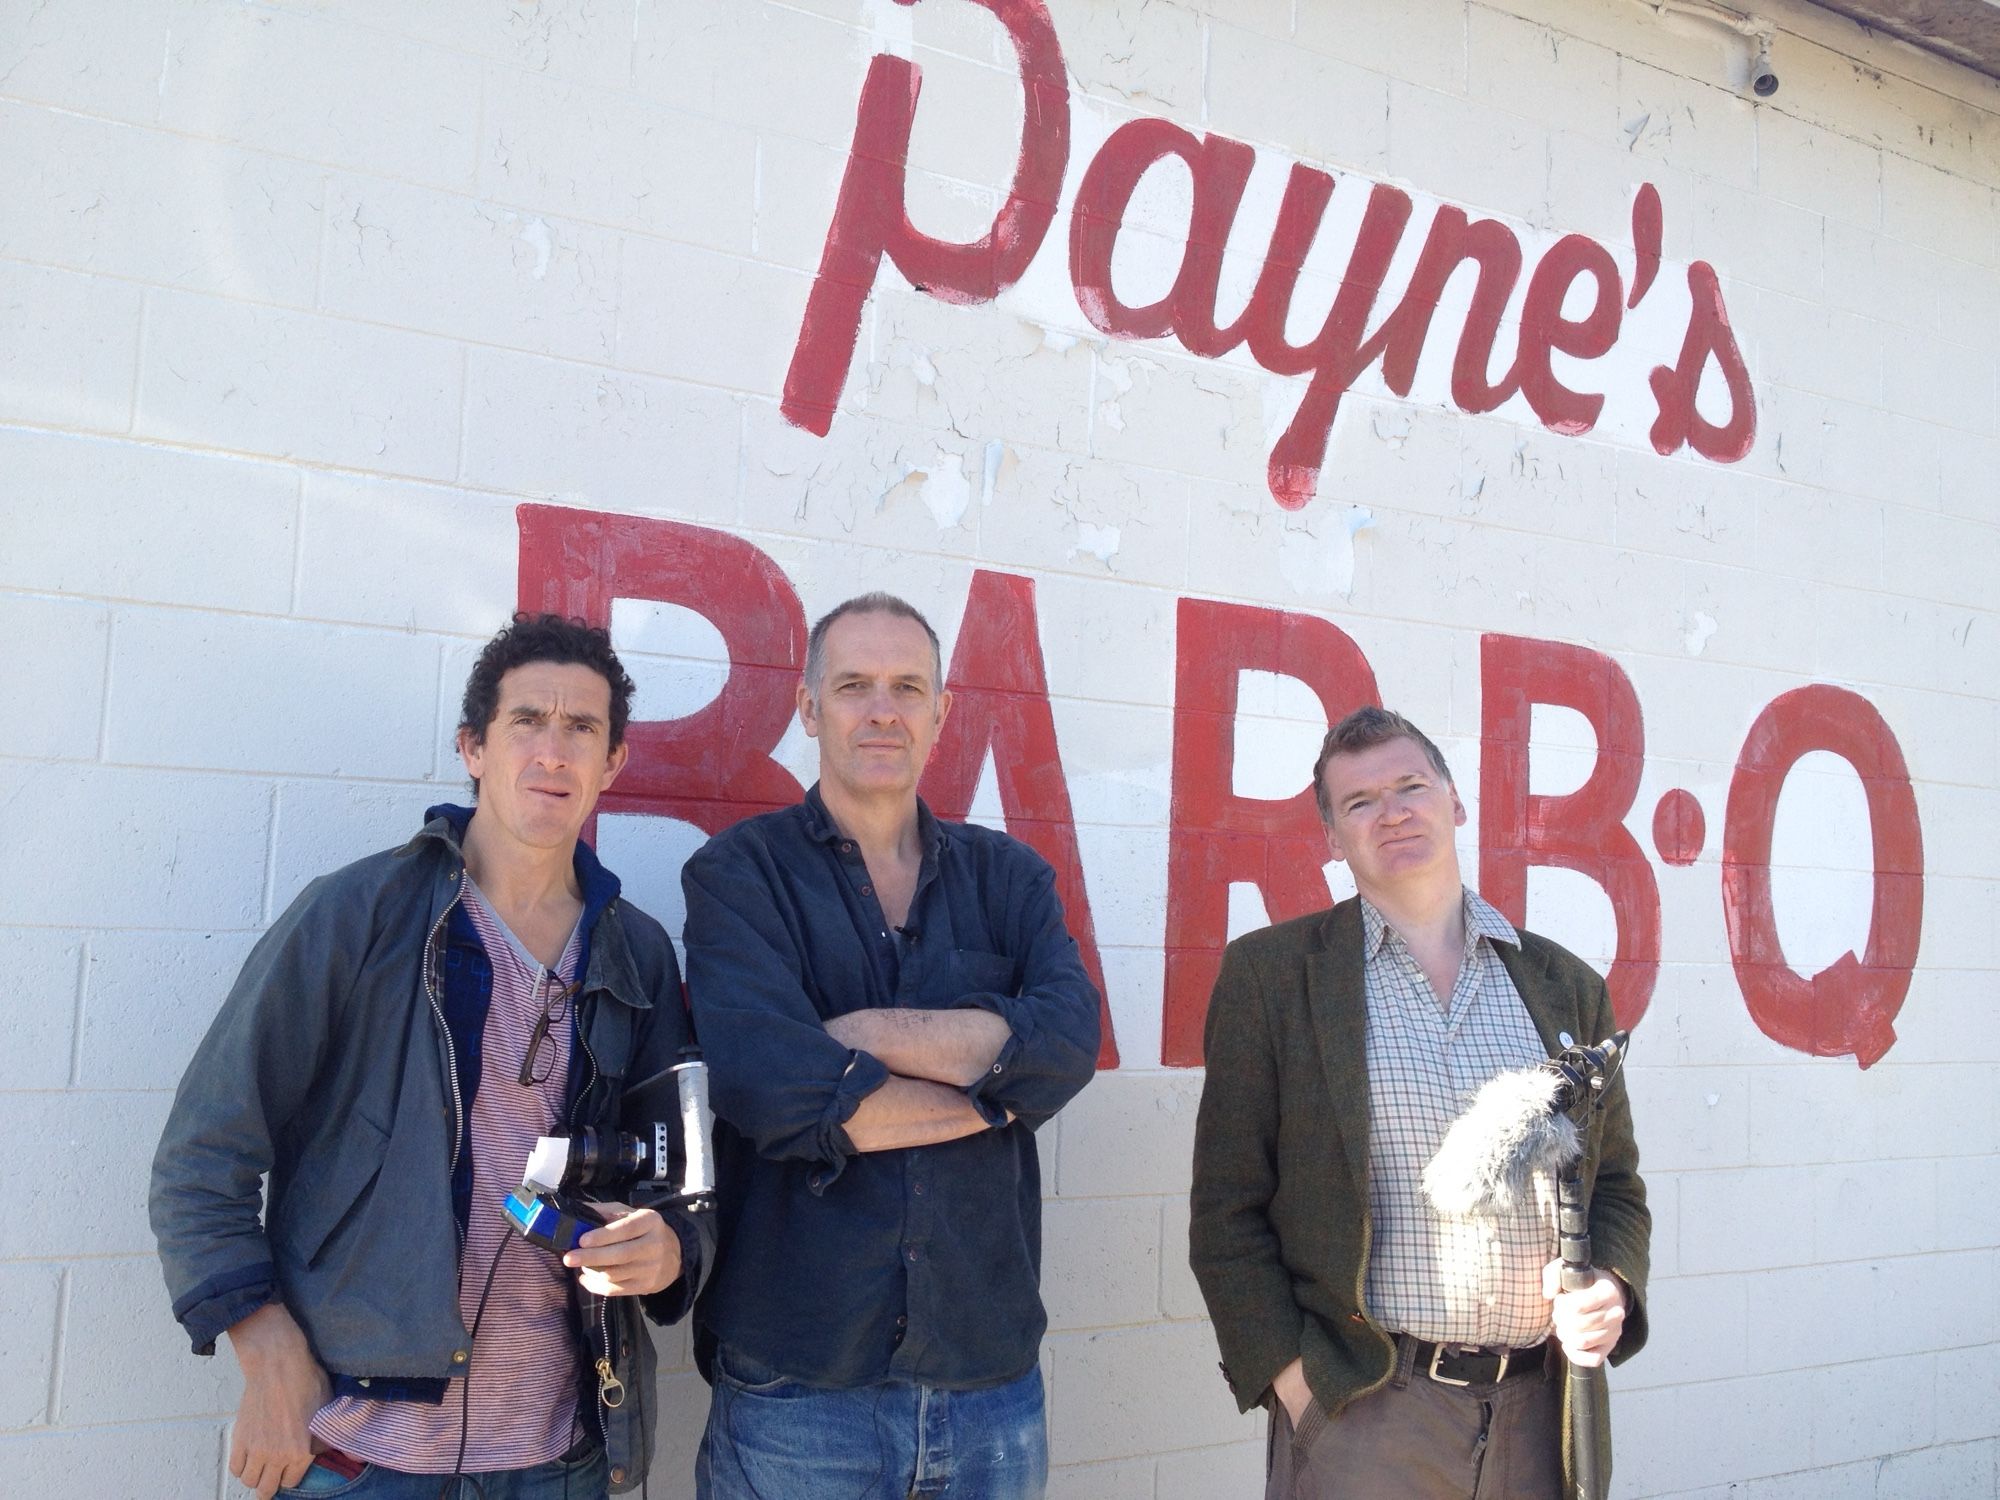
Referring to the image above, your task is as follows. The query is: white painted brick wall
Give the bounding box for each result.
[3,1,1995,1495]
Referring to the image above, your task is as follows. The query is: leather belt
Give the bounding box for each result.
[1403,1336,1547,1387]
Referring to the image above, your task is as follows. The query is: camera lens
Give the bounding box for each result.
[563,1128,644,1188]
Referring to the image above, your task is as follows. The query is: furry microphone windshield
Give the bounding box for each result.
[1422,1064,1583,1218]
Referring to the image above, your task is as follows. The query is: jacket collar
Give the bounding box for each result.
[1304,894,1560,1197]
[413,804,646,1010]
[800,782,948,855]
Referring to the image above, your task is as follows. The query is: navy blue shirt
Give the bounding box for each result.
[683,785,1100,1389]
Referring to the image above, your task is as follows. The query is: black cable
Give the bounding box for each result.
[438,1231,512,1500]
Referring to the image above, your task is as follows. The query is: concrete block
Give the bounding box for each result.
[1881,154,1998,265]
[644,1367,710,1496]
[1755,110,1881,228]
[1205,22,1391,172]
[0,260,140,432]
[159,4,480,189]
[1748,291,1884,409]
[1875,1441,1998,1500]
[136,292,463,481]
[1928,248,2000,347]
[980,446,1190,591]
[1046,1321,1261,1463]
[0,429,297,612]
[1091,348,1271,486]
[78,931,260,1091]
[1935,1344,2000,1444]
[1155,1438,1269,1500]
[270,779,445,918]
[1740,1259,1880,1376]
[1467,10,1618,144]
[1681,559,1818,672]
[593,812,709,944]
[754,132,862,274]
[1390,84,1551,225]
[865,290,1096,454]
[616,240,811,398]
[1096,944,1166,1078]
[1689,180,1823,300]
[0,1262,61,1427]
[1821,217,1937,335]
[1811,1352,1935,1466]
[105,610,438,779]
[1612,456,1763,571]
[1540,133,1698,260]
[1070,826,1170,954]
[1185,479,1374,613]
[1618,56,1759,193]
[1744,1063,1973,1169]
[1054,1070,1201,1198]
[633,1,873,143]
[0,593,108,759]
[258,0,637,89]
[0,928,82,1091]
[479,69,757,252]
[739,400,982,554]
[1751,481,1884,591]
[319,175,620,363]
[1,1092,172,1257]
[460,349,742,522]
[1883,328,1996,438]
[1814,1159,1937,1262]
[1937,1156,2000,1253]
[1294,0,1467,93]
[58,1257,238,1423]
[898,43,1057,191]
[1939,428,2000,522]
[0,103,323,306]
[0,1419,223,1500]
[1046,1456,1153,1500]
[1620,1066,1749,1174]
[0,0,179,122]
[1041,1195,1162,1332]
[296,472,517,634]
[1623,1369,1817,1492]
[1156,1193,1207,1321]
[1871,1251,2000,1358]
[0,763,267,930]
[1055,2,1207,117]
[1677,1166,1816,1274]
[1054,701,1173,830]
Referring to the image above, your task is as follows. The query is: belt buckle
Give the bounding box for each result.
[1427,1343,1506,1387]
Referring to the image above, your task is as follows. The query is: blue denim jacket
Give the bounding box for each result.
[683,786,1099,1389]
[149,807,712,1492]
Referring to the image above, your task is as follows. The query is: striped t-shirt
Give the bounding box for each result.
[312,877,585,1472]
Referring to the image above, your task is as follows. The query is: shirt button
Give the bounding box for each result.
[861,884,873,895]
[895,1315,908,1327]
[610,1468,625,1485]
[905,1246,920,1262]
[451,1350,468,1364]
[912,1182,926,1197]
[840,841,854,853]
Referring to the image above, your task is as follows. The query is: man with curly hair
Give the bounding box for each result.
[152,614,711,1499]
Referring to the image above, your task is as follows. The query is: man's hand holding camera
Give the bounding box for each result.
[564,1202,684,1297]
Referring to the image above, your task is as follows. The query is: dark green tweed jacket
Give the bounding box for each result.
[1188,897,1650,1499]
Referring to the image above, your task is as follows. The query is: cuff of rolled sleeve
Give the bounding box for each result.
[810,1048,892,1192]
[173,1265,278,1356]
[963,1029,1024,1126]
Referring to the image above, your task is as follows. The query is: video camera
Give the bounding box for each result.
[503,1050,716,1255]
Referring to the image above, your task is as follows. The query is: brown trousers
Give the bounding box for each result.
[1264,1341,1563,1500]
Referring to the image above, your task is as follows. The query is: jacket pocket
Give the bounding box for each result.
[286,1113,392,1271]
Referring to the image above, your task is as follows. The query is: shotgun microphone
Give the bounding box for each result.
[1422,1032,1627,1218]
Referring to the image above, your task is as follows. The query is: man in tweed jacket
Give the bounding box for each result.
[1190,707,1648,1500]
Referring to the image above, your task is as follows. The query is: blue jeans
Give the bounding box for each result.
[277,1443,607,1500]
[698,1347,1048,1500]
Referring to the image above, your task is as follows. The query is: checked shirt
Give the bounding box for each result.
[1360,890,1560,1349]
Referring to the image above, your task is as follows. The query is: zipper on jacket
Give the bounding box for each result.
[423,881,467,1179]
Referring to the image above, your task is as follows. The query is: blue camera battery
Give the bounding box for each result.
[504,1188,593,1253]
